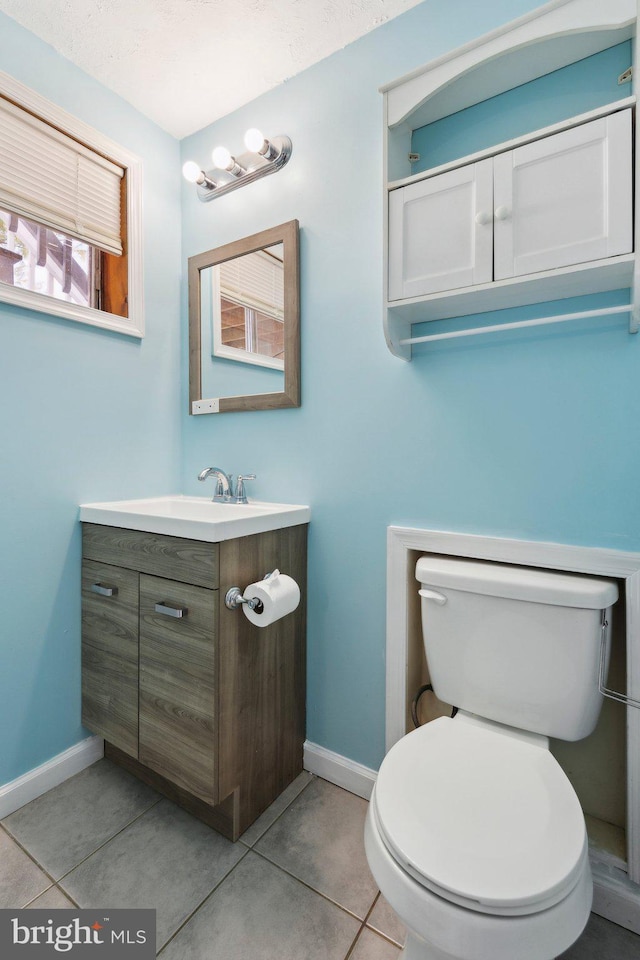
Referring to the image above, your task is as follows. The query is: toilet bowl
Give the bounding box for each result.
[366,713,592,960]
[365,556,618,960]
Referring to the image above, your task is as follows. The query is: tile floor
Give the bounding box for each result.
[0,758,639,959]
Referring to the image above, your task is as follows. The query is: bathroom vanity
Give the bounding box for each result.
[79,496,309,841]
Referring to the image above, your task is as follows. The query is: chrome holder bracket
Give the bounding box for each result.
[224,586,263,614]
[224,571,278,613]
[598,614,640,710]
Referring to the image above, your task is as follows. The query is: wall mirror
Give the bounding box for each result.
[189,219,300,413]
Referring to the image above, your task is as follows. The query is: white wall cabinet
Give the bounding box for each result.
[389,110,632,302]
[382,0,638,361]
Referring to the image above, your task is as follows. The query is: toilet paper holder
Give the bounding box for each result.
[224,570,278,613]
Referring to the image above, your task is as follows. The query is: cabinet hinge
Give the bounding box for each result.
[408,152,420,163]
[618,67,633,85]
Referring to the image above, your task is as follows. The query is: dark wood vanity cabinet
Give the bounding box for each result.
[81,521,307,840]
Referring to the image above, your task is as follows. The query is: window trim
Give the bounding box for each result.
[0,70,144,338]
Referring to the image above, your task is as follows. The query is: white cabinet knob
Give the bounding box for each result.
[475,211,492,226]
[494,205,511,221]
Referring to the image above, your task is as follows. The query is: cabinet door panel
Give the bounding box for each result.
[139,575,218,804]
[81,560,139,757]
[494,110,633,279]
[388,159,493,300]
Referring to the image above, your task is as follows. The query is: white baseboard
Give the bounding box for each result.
[0,736,104,819]
[592,860,640,934]
[303,740,377,800]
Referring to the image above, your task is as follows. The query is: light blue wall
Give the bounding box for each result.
[180,0,640,771]
[0,13,182,783]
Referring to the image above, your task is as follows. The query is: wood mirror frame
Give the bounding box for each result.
[188,219,300,414]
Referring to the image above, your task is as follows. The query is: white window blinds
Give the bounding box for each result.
[219,247,284,320]
[0,95,124,256]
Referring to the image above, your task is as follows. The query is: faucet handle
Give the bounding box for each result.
[235,474,256,504]
[215,474,230,498]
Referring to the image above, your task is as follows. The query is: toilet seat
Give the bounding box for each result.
[374,713,588,917]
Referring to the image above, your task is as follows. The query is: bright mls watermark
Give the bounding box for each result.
[0,910,155,957]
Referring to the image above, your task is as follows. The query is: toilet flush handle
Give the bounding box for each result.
[419,588,447,605]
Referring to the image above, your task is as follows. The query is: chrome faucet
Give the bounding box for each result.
[198,467,256,504]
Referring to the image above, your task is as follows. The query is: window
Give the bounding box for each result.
[0,209,94,307]
[0,70,143,336]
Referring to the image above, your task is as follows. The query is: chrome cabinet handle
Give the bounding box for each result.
[91,582,118,598]
[154,601,188,619]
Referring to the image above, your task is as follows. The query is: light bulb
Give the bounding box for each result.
[212,146,233,170]
[244,128,266,153]
[182,160,205,184]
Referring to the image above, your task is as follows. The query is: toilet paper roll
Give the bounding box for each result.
[242,570,300,627]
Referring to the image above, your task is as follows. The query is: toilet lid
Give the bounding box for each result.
[374,716,587,913]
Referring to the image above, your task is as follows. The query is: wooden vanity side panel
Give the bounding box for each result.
[138,574,218,805]
[83,524,219,588]
[217,524,307,834]
[81,560,139,758]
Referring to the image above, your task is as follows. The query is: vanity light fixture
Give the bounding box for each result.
[182,128,292,202]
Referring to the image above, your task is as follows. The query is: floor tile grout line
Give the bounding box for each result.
[50,795,165,888]
[239,772,316,849]
[341,889,386,959]
[342,920,368,960]
[362,892,381,926]
[361,892,405,950]
[155,844,253,956]
[0,822,61,895]
[249,845,377,926]
[21,883,81,910]
[364,924,404,950]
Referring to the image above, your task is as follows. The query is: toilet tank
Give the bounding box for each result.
[415,557,619,741]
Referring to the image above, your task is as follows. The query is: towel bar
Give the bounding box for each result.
[399,304,634,347]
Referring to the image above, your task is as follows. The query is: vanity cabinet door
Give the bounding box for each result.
[138,575,218,805]
[81,560,139,758]
[388,159,494,300]
[493,110,632,280]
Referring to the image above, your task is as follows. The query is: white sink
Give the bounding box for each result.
[79,495,310,542]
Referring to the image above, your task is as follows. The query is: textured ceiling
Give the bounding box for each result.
[0,0,425,138]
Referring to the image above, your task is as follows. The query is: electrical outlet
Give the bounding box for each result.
[192,398,220,414]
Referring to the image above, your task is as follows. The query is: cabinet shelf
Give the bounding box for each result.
[386,254,635,356]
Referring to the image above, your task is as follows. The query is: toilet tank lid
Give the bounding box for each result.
[415,557,618,609]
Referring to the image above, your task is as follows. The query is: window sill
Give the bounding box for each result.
[0,281,144,338]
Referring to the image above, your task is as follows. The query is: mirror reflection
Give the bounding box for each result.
[213,243,284,369]
[189,221,299,414]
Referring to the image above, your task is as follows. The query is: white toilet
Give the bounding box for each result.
[365,556,618,960]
